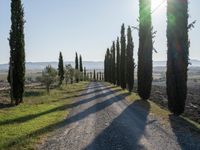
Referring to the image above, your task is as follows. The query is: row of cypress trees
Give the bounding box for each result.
[5,0,190,115]
[58,51,86,85]
[104,25,134,92]
[104,0,189,116]
[75,52,84,83]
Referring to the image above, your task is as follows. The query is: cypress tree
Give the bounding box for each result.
[100,72,102,81]
[167,0,189,115]
[8,0,25,105]
[79,55,83,81]
[111,41,116,85]
[84,67,87,81]
[120,24,126,89]
[116,37,121,86]
[93,70,96,80]
[79,55,83,72]
[104,53,107,82]
[138,0,153,100]
[75,52,79,70]
[97,72,99,81]
[108,49,112,83]
[126,26,134,92]
[75,52,79,83]
[58,52,64,85]
[104,48,110,82]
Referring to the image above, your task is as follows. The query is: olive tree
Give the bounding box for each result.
[38,65,57,94]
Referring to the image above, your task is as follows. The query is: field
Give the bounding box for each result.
[0,66,199,149]
[151,67,200,123]
[0,82,88,150]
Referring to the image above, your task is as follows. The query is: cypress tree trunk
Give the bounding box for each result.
[167,0,189,115]
[127,26,134,92]
[8,0,25,105]
[75,52,79,83]
[138,0,153,100]
[120,24,126,89]
[58,52,64,85]
[116,37,121,86]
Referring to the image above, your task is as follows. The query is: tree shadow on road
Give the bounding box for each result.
[4,85,129,148]
[84,99,150,150]
[0,88,122,126]
[169,115,200,150]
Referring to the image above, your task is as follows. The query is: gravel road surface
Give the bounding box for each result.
[39,82,200,150]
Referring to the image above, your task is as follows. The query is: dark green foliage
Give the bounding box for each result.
[138,0,153,100]
[100,72,102,81]
[84,67,87,81]
[93,70,96,80]
[116,37,121,86]
[167,0,189,115]
[79,55,83,81]
[75,52,79,70]
[8,0,25,105]
[104,48,110,82]
[126,26,134,92]
[111,41,116,85]
[58,52,64,85]
[97,72,99,81]
[75,52,79,83]
[120,24,126,89]
[79,55,83,72]
[39,65,57,94]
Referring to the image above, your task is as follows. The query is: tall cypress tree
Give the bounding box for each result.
[79,55,83,72]
[93,69,96,80]
[111,41,116,85]
[58,52,64,85]
[126,26,134,92]
[120,24,126,89]
[104,52,107,82]
[75,52,79,83]
[79,55,83,81]
[167,0,189,115]
[116,37,121,86]
[138,0,153,100]
[104,48,110,82]
[108,49,112,83]
[84,67,87,81]
[8,0,25,105]
[75,52,79,70]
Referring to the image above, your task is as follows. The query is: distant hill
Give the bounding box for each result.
[153,59,200,67]
[0,59,200,71]
[0,61,104,71]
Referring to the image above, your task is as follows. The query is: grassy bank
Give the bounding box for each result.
[109,84,200,130]
[0,82,88,150]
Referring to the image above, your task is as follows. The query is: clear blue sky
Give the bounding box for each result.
[0,0,199,64]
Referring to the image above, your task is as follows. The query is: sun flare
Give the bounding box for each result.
[152,0,166,13]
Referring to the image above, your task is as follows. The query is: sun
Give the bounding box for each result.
[152,0,166,13]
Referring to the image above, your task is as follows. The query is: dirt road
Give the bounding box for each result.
[39,82,200,150]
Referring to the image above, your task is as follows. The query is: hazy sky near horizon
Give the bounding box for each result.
[0,0,199,64]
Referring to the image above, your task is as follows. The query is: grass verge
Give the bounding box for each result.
[0,82,88,150]
[109,84,200,130]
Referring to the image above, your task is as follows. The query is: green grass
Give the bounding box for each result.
[0,82,88,150]
[109,84,200,130]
